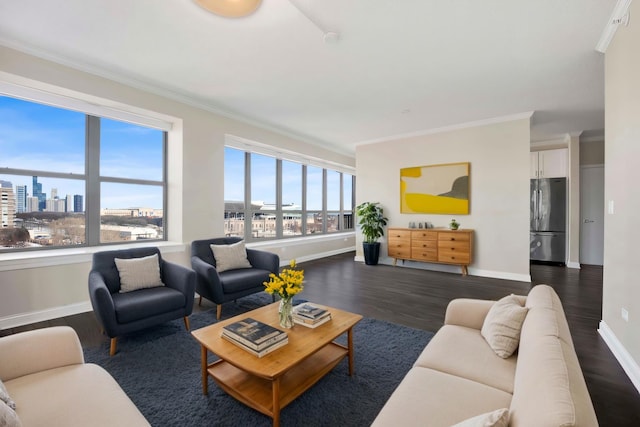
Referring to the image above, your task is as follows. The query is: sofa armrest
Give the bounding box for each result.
[0,326,84,382]
[162,260,196,313]
[246,249,279,273]
[444,299,496,330]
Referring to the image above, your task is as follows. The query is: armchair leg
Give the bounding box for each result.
[184,316,190,331]
[110,338,117,357]
[198,295,202,306]
[216,304,222,320]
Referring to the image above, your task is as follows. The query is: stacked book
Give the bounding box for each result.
[293,303,332,328]
[221,318,288,358]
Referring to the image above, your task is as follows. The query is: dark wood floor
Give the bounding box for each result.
[2,252,639,426]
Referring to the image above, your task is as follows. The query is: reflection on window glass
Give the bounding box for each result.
[327,170,341,211]
[343,174,353,211]
[100,183,163,243]
[100,118,164,180]
[0,96,85,174]
[307,166,323,211]
[0,174,85,248]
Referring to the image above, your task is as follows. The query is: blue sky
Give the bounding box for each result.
[0,96,164,209]
[1,95,351,213]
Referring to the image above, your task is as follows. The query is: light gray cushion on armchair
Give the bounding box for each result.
[191,237,279,319]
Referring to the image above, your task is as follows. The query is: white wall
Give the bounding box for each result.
[600,0,640,391]
[0,46,355,328]
[355,116,531,282]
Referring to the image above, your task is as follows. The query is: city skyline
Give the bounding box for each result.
[0,95,165,209]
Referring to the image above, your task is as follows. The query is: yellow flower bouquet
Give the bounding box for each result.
[263,259,304,328]
[263,259,304,299]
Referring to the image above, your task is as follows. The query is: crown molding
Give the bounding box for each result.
[595,0,632,53]
[353,111,534,148]
[0,40,354,158]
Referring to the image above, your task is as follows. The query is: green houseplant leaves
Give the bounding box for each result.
[356,202,389,244]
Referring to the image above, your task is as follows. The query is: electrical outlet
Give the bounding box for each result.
[621,308,629,322]
[608,200,615,214]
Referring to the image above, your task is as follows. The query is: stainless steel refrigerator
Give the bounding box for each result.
[530,177,567,263]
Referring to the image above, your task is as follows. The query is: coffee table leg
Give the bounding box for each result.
[272,377,281,427]
[201,345,208,395]
[348,327,355,376]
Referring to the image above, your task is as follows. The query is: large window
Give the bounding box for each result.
[224,146,354,241]
[0,95,166,251]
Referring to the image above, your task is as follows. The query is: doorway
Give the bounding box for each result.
[580,165,604,266]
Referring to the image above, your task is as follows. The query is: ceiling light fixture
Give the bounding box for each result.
[194,0,262,18]
[595,0,632,53]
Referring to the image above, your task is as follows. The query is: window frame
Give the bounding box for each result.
[0,95,167,253]
[223,144,355,242]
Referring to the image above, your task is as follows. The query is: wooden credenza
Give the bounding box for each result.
[387,228,474,275]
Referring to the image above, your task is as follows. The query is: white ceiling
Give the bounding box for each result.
[0,0,615,155]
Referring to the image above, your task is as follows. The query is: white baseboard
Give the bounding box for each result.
[284,247,355,266]
[567,261,581,269]
[598,320,640,394]
[0,301,93,330]
[356,257,531,282]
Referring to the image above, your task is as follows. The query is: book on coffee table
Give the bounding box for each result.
[221,333,289,358]
[222,318,287,351]
[293,313,332,328]
[293,303,330,320]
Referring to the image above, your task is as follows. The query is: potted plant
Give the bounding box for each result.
[356,202,389,265]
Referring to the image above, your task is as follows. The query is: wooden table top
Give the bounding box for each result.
[191,302,362,379]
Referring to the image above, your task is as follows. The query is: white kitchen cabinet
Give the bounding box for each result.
[530,149,567,178]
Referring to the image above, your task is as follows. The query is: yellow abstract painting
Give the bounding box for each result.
[400,162,470,214]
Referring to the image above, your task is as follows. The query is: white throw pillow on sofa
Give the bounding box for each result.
[450,408,509,427]
[115,254,164,293]
[0,399,21,427]
[210,241,253,273]
[481,294,528,358]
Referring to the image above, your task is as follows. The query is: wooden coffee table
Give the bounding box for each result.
[191,302,362,427]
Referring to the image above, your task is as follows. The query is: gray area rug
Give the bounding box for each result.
[84,294,434,427]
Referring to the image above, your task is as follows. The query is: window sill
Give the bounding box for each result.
[0,241,187,272]
[246,231,355,249]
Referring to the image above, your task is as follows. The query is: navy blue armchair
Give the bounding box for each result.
[190,237,279,319]
[88,247,196,356]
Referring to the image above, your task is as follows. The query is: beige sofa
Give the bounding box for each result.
[372,285,598,427]
[0,326,149,426]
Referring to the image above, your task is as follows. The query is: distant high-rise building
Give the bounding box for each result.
[16,185,27,213]
[0,180,12,188]
[51,188,58,200]
[27,197,39,213]
[1,186,16,228]
[55,199,66,212]
[66,195,73,213]
[73,195,83,213]
[32,176,45,211]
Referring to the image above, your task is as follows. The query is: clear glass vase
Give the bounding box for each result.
[279,297,294,329]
